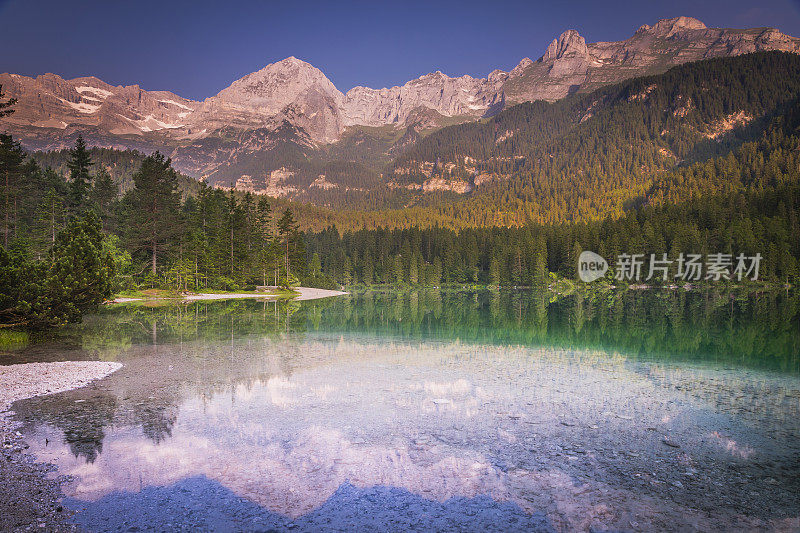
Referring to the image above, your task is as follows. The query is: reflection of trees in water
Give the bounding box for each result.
[132,396,179,444]
[71,298,311,353]
[312,289,799,372]
[18,393,117,463]
[22,392,177,459]
[60,396,117,462]
[17,336,294,457]
[68,289,800,372]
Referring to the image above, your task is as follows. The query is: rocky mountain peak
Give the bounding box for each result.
[414,71,447,83]
[217,56,342,107]
[639,16,707,38]
[184,56,346,143]
[543,30,588,62]
[509,58,533,76]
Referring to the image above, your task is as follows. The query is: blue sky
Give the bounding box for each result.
[2,0,800,100]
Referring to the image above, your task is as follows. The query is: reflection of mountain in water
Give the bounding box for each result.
[66,477,554,532]
[12,337,800,531]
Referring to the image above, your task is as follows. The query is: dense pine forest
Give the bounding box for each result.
[305,182,799,286]
[1,51,800,328]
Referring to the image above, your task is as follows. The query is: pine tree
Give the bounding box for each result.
[124,152,181,279]
[34,189,66,251]
[0,212,113,328]
[67,135,94,214]
[45,212,114,325]
[0,85,16,118]
[409,252,420,285]
[393,254,404,285]
[224,191,245,279]
[254,197,275,286]
[277,208,305,286]
[91,167,118,231]
[0,134,25,248]
[309,252,322,277]
[432,256,443,286]
[532,233,548,286]
[362,252,374,284]
[489,255,502,287]
[342,256,352,286]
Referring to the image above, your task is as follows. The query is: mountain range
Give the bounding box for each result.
[1,16,799,200]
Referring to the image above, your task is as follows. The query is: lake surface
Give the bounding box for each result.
[3,289,800,532]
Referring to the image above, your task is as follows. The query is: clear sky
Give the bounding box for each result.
[2,0,800,100]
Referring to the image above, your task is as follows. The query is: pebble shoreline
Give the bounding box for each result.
[0,361,122,532]
[108,287,348,304]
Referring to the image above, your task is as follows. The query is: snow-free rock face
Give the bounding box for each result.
[501,16,800,104]
[342,72,504,127]
[0,72,197,142]
[645,16,708,37]
[1,17,799,161]
[543,30,589,62]
[187,57,346,143]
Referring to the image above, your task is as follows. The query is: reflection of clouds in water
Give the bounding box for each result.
[264,376,299,407]
[709,431,756,459]
[422,378,474,397]
[30,424,510,518]
[401,378,490,417]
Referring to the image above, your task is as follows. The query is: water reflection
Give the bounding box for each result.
[5,289,800,531]
[66,478,554,532]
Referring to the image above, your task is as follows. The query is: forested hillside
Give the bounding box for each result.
[305,181,799,286]
[304,61,800,285]
[32,147,201,197]
[386,52,800,225]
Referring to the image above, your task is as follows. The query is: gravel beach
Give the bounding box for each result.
[0,361,121,532]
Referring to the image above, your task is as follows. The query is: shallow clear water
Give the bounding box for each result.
[4,290,800,531]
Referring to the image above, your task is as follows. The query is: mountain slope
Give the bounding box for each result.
[389,51,800,224]
[501,17,800,103]
[0,73,198,144]
[1,17,799,202]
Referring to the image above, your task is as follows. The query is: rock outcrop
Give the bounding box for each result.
[186,57,345,143]
[0,72,197,147]
[342,72,504,127]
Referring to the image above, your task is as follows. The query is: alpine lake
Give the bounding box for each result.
[2,288,799,532]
